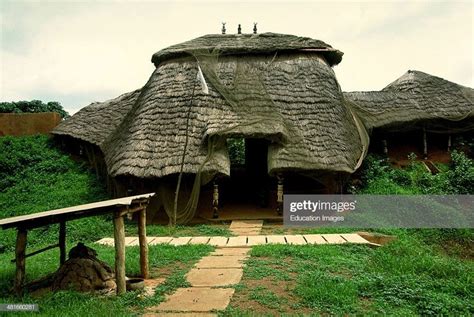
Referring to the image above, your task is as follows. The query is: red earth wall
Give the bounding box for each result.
[0,112,62,136]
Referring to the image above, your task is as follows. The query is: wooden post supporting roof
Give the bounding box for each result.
[276,175,284,215]
[382,139,388,156]
[212,181,219,219]
[423,127,428,159]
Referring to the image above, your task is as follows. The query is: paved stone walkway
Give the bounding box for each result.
[145,247,250,315]
[96,233,373,247]
[229,220,263,235]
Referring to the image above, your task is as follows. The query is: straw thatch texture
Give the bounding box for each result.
[100,53,363,178]
[345,70,474,130]
[152,33,343,67]
[53,90,141,146]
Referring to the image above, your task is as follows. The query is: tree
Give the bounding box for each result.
[0,100,69,118]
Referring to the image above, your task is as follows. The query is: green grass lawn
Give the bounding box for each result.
[225,231,474,316]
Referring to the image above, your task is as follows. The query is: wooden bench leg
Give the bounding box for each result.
[15,228,27,296]
[138,208,149,279]
[59,222,66,265]
[113,212,126,295]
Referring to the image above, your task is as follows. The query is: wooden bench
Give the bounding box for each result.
[0,193,155,296]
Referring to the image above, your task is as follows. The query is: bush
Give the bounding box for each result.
[354,151,474,195]
[447,150,474,194]
[227,138,245,165]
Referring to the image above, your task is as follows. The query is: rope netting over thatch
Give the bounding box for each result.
[344,70,474,132]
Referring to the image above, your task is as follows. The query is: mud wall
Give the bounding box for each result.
[0,112,62,136]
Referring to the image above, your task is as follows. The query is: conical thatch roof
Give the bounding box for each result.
[53,33,364,179]
[344,70,474,131]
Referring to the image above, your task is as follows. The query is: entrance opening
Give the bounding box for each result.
[221,138,272,207]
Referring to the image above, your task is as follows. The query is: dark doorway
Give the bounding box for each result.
[245,138,271,207]
[219,138,272,209]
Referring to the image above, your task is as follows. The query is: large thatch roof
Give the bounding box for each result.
[345,70,474,131]
[53,33,363,179]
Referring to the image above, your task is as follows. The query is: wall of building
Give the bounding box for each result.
[0,112,62,136]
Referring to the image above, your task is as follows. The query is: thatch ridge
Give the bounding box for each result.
[151,33,343,67]
[344,70,474,130]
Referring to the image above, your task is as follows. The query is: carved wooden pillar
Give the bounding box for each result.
[382,139,388,157]
[212,180,219,219]
[423,128,428,159]
[276,175,284,215]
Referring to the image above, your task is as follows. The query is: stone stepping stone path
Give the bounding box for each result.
[186,268,243,287]
[145,248,250,315]
[97,233,374,247]
[153,287,235,312]
[229,220,263,236]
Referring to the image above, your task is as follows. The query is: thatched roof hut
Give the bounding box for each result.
[54,33,365,181]
[53,33,473,222]
[344,70,474,132]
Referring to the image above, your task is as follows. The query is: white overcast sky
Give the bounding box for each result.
[1,0,473,114]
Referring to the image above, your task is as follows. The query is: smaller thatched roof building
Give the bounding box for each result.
[344,70,474,132]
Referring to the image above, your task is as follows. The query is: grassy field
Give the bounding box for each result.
[0,135,473,316]
[225,231,473,316]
